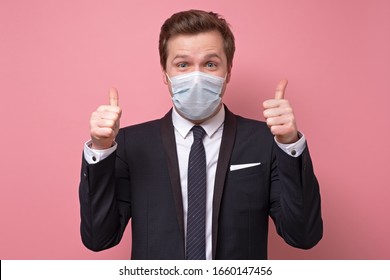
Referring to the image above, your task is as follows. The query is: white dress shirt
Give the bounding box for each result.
[83,105,306,259]
[172,106,225,260]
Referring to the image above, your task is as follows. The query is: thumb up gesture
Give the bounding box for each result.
[263,80,299,144]
[90,88,122,150]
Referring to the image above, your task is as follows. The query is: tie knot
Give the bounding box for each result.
[192,126,206,141]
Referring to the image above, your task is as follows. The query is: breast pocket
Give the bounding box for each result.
[228,162,263,178]
[226,161,268,192]
[223,162,269,217]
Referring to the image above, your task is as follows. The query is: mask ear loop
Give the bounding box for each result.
[165,72,172,83]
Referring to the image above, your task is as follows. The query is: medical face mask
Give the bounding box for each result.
[167,71,226,121]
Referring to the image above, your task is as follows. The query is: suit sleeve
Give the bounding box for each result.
[79,130,132,251]
[269,142,323,249]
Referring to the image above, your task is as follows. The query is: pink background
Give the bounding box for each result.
[1,0,389,259]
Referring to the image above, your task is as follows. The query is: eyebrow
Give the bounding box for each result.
[172,53,222,61]
[204,53,222,60]
[172,54,190,61]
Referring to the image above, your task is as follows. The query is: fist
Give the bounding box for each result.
[263,80,299,144]
[90,88,122,150]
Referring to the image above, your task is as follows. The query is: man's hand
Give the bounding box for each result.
[263,79,299,144]
[90,88,122,150]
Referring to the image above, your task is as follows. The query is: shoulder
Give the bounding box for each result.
[121,118,162,131]
[235,114,267,128]
[117,118,163,141]
[114,118,165,155]
[116,110,172,143]
[232,113,270,134]
[225,105,268,131]
[228,112,274,146]
[119,110,172,134]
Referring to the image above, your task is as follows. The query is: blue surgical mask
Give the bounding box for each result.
[167,71,226,121]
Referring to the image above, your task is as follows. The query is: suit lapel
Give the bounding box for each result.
[212,106,237,259]
[160,110,185,249]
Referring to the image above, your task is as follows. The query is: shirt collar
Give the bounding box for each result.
[172,105,225,139]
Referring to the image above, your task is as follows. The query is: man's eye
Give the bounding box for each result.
[177,63,187,68]
[206,62,217,68]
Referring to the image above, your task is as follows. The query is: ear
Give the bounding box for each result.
[161,66,168,85]
[226,69,232,83]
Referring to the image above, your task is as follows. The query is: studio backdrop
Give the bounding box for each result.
[1,0,389,259]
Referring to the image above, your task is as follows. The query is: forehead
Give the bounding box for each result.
[166,30,226,59]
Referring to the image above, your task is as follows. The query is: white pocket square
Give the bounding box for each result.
[230,162,261,171]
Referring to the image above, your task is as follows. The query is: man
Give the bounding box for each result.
[79,9,323,260]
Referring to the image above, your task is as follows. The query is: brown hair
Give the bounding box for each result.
[159,10,235,71]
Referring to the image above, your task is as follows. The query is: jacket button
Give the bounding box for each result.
[291,150,297,156]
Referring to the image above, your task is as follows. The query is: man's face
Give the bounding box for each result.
[163,30,231,98]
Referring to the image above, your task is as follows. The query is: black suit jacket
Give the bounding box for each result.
[79,107,322,259]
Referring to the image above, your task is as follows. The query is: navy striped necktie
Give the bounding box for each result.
[186,125,206,260]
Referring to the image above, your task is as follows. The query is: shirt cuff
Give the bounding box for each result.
[274,132,306,157]
[83,140,117,164]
